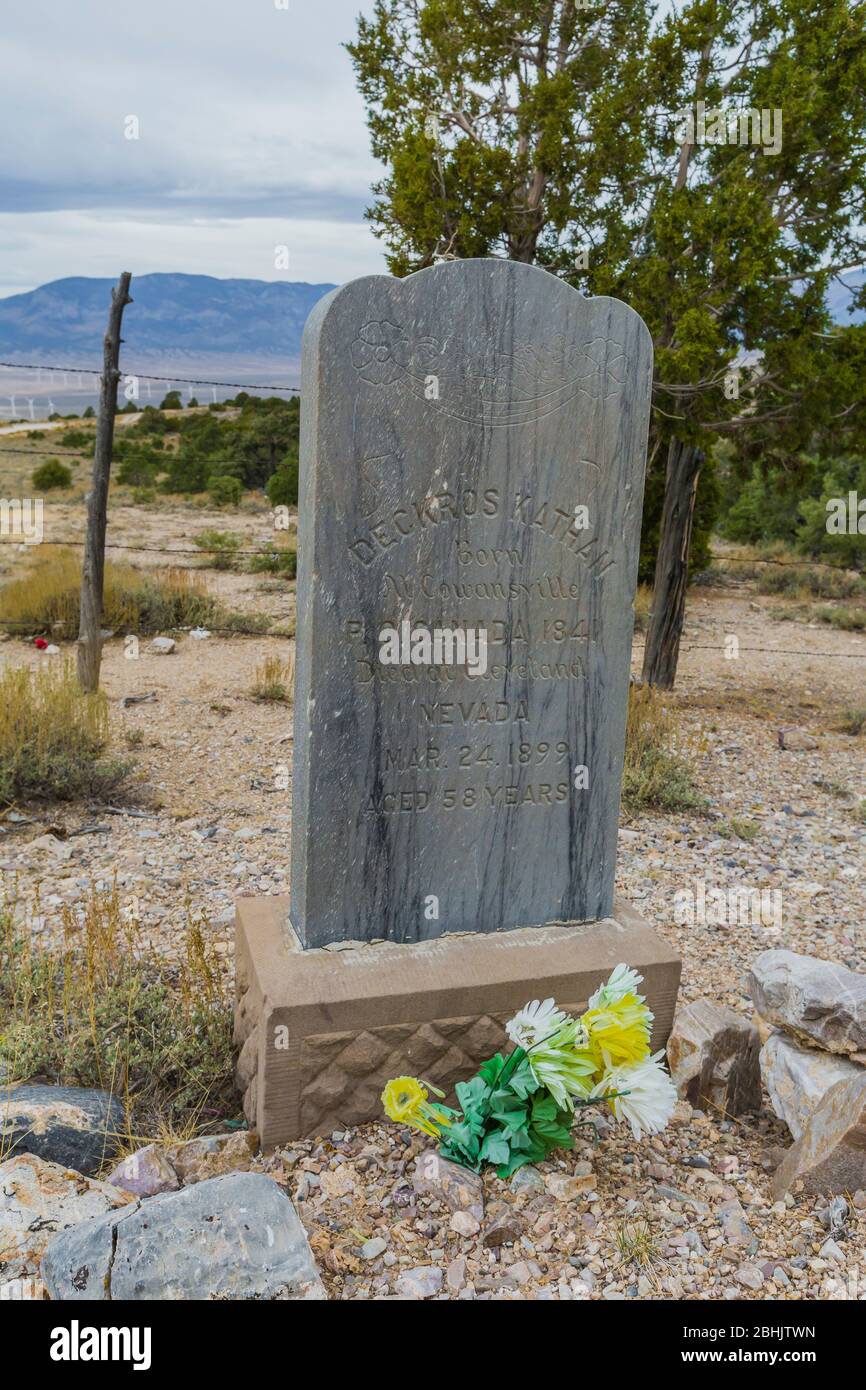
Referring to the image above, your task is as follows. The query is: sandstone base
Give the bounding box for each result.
[234,897,681,1149]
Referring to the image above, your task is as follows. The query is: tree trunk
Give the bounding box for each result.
[641,436,704,689]
[77,272,133,693]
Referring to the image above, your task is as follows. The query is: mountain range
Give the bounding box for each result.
[0,274,336,364]
[0,268,861,371]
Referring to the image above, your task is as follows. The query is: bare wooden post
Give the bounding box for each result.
[641,436,705,690]
[77,272,133,692]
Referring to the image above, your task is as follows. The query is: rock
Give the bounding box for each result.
[446,1255,466,1293]
[777,727,818,751]
[667,998,761,1115]
[772,1073,866,1199]
[41,1172,326,1301]
[717,1197,753,1247]
[24,833,74,861]
[162,1130,259,1184]
[359,1236,387,1260]
[395,1265,443,1299]
[509,1165,544,1194]
[749,949,866,1056]
[147,636,176,655]
[412,1152,483,1222]
[820,1238,845,1263]
[760,1033,862,1139]
[481,1208,525,1247]
[545,1171,596,1201]
[735,1263,764,1290]
[106,1145,180,1198]
[0,1276,47,1299]
[0,1085,125,1176]
[0,1154,133,1280]
[450,1210,480,1237]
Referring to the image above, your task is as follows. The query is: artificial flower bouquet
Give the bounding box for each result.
[381,964,676,1178]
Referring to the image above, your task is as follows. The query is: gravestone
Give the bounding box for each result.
[294,258,651,946]
[235,260,680,1146]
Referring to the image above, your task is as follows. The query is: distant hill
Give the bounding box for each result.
[0,274,336,362]
[0,267,861,369]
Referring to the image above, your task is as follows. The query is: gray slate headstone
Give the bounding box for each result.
[293,258,652,947]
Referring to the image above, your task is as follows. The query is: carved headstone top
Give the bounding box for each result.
[291,258,652,948]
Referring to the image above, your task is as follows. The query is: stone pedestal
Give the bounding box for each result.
[234,895,680,1149]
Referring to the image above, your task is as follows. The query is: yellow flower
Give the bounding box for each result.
[581,992,652,1075]
[381,1076,451,1138]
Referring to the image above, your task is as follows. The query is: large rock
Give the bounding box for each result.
[749,950,866,1055]
[106,1145,180,1198]
[761,1033,863,1139]
[162,1130,259,1184]
[666,998,761,1115]
[772,1073,866,1198]
[0,1084,125,1175]
[0,1154,133,1280]
[41,1172,326,1300]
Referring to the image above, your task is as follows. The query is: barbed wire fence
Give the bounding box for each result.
[1,357,864,657]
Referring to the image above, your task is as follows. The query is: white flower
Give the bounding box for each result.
[505,997,569,1050]
[587,962,645,1011]
[591,1051,677,1141]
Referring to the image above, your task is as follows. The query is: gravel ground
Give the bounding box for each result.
[1,553,865,1298]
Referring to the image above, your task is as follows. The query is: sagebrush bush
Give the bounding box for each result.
[0,884,235,1140]
[0,661,128,804]
[622,685,704,814]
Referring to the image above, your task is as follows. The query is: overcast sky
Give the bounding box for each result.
[0,0,387,298]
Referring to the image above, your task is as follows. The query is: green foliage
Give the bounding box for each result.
[160,391,183,410]
[194,529,242,570]
[437,1048,574,1178]
[31,458,73,490]
[266,458,299,508]
[348,0,866,579]
[58,428,93,449]
[248,543,297,577]
[207,474,243,506]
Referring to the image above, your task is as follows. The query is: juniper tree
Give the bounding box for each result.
[348,0,866,683]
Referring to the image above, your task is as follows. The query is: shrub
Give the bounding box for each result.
[622,686,704,814]
[250,653,295,702]
[31,459,73,490]
[0,661,129,804]
[835,707,866,736]
[0,884,235,1138]
[194,529,242,571]
[248,543,297,578]
[59,428,93,449]
[266,459,299,509]
[0,549,254,635]
[207,475,243,507]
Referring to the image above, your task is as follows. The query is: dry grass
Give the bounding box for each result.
[0,882,235,1144]
[633,583,652,633]
[0,548,269,637]
[622,685,704,814]
[251,652,295,703]
[0,660,129,805]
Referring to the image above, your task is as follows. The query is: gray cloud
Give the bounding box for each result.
[1,0,386,292]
